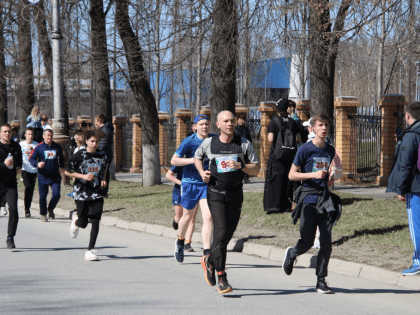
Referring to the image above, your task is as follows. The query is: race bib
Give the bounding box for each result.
[85,164,101,185]
[44,150,56,160]
[216,156,238,173]
[312,157,329,172]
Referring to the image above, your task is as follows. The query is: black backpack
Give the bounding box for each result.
[273,116,297,162]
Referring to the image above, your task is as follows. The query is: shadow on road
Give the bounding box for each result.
[10,246,126,252]
[232,235,276,252]
[98,254,174,260]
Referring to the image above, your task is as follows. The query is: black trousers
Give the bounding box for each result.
[76,199,104,250]
[207,185,243,272]
[21,171,37,211]
[0,187,18,238]
[290,203,334,278]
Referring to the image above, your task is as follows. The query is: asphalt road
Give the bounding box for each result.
[0,209,418,315]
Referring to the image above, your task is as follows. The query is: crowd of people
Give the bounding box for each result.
[1,100,419,295]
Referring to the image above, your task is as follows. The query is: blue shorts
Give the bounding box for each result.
[180,182,207,210]
[172,187,181,206]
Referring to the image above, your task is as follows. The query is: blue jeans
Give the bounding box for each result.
[38,174,61,215]
[406,193,420,268]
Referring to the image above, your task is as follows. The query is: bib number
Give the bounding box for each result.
[216,156,237,173]
[312,157,329,172]
[85,164,101,185]
[44,150,56,160]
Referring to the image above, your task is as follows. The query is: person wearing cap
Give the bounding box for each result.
[263,98,301,214]
[41,115,52,132]
[171,114,215,263]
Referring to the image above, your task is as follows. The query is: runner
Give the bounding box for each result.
[65,129,109,261]
[29,128,65,222]
[195,111,259,294]
[171,114,214,263]
[19,127,38,217]
[284,114,342,294]
[0,124,23,249]
[165,166,197,252]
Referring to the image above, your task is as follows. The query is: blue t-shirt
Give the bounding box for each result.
[174,133,212,184]
[170,165,183,190]
[293,141,335,190]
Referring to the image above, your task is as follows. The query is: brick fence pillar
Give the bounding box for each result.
[159,111,170,167]
[296,99,310,122]
[335,96,361,183]
[257,101,277,178]
[377,94,405,186]
[113,116,126,172]
[130,114,142,173]
[199,105,211,125]
[77,116,92,131]
[235,103,249,124]
[69,118,75,130]
[174,108,194,147]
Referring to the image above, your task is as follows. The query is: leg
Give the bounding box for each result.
[199,198,213,251]
[185,204,198,242]
[88,219,100,250]
[22,171,37,211]
[48,180,61,212]
[38,177,49,216]
[174,205,183,224]
[178,207,196,239]
[224,190,243,247]
[290,203,318,259]
[316,213,334,278]
[5,187,18,239]
[407,193,420,269]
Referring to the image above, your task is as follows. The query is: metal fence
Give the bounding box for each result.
[247,118,261,160]
[163,122,177,165]
[395,103,406,137]
[121,124,133,170]
[348,106,382,180]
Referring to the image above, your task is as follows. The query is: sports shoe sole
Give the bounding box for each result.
[217,286,233,294]
[174,239,184,263]
[282,247,293,275]
[317,288,334,294]
[201,255,216,287]
[402,270,420,276]
[84,256,99,261]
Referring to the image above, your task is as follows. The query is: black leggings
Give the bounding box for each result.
[207,185,243,272]
[21,171,37,210]
[0,187,19,238]
[76,199,103,250]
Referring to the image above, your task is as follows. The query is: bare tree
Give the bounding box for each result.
[0,3,7,125]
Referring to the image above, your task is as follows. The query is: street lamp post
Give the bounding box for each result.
[51,0,69,138]
[338,70,343,97]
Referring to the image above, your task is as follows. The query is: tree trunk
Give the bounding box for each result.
[376,0,386,102]
[115,0,161,186]
[16,2,35,128]
[209,0,238,133]
[0,7,7,125]
[89,0,112,123]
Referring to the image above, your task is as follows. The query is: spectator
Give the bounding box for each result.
[27,106,43,143]
[287,100,304,147]
[235,115,253,184]
[95,114,114,196]
[41,115,52,132]
[12,128,20,142]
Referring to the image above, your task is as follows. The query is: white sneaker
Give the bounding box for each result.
[312,238,320,249]
[84,249,98,261]
[1,207,7,215]
[70,214,79,239]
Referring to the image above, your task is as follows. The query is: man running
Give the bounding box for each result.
[19,127,38,217]
[284,114,342,294]
[65,129,109,261]
[0,124,23,249]
[29,128,65,222]
[171,114,214,263]
[195,111,259,294]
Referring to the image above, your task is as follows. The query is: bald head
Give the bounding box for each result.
[217,110,234,122]
[216,110,235,137]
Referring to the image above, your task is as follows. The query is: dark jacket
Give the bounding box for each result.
[235,125,252,143]
[387,120,420,195]
[29,141,65,177]
[291,186,342,226]
[0,140,23,188]
[98,122,114,160]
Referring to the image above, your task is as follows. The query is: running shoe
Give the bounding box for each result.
[282,247,297,276]
[174,239,184,263]
[6,237,15,249]
[217,272,233,294]
[201,255,216,286]
[312,238,320,249]
[184,243,194,252]
[48,209,55,220]
[40,215,48,222]
[84,249,99,261]
[316,279,334,294]
[401,265,420,276]
[70,214,79,238]
[66,192,74,198]
[1,207,7,215]
[172,220,178,230]
[24,209,31,218]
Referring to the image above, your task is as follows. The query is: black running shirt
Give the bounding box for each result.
[195,135,258,188]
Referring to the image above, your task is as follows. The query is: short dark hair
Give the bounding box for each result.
[96,114,107,124]
[237,115,246,121]
[43,129,53,134]
[288,100,296,109]
[406,102,420,120]
[12,127,18,133]
[25,127,34,134]
[311,114,331,127]
[83,128,106,142]
[1,124,11,131]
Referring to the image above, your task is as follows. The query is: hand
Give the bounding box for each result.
[38,162,45,169]
[398,194,406,202]
[59,168,63,174]
[83,174,95,181]
[101,180,107,187]
[226,160,241,170]
[4,157,13,168]
[313,170,328,179]
[200,170,211,183]
[328,180,334,187]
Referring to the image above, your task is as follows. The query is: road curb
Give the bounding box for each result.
[21,201,420,291]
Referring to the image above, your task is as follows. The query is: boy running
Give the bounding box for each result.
[19,127,38,217]
[195,111,259,294]
[65,129,109,261]
[171,114,214,263]
[284,114,342,294]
